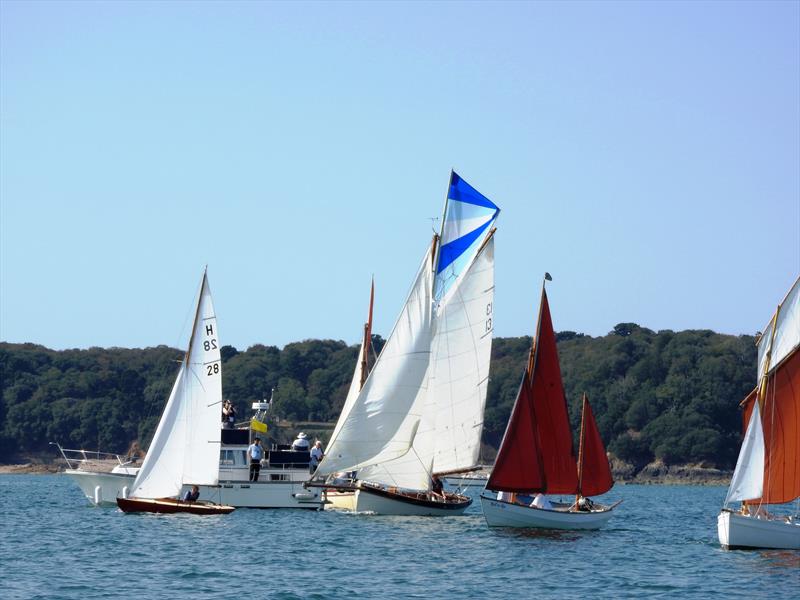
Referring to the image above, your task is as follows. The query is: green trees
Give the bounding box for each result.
[0,325,757,467]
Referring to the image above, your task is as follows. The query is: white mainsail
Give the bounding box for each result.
[430,234,495,473]
[131,271,223,499]
[319,173,499,493]
[357,235,496,489]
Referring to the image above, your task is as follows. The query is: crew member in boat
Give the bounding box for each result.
[431,475,444,499]
[183,485,200,502]
[248,437,264,482]
[291,432,310,451]
[309,440,324,473]
[531,493,552,510]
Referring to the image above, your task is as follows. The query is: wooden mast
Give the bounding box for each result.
[576,392,588,505]
[359,278,375,390]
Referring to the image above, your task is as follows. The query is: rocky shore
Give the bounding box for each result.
[611,458,731,486]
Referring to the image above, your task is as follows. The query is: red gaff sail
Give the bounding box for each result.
[530,291,578,494]
[577,395,613,497]
[759,349,800,505]
[486,375,546,493]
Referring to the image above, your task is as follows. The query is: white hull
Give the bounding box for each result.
[199,480,322,509]
[65,469,135,506]
[717,509,800,550]
[480,493,615,530]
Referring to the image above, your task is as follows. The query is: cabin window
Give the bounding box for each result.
[219,450,235,465]
[270,474,289,481]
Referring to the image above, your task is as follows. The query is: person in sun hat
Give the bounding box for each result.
[291,432,310,451]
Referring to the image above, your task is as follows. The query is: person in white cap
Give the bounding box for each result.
[291,432,310,451]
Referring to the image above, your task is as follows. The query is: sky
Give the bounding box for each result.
[1,0,798,351]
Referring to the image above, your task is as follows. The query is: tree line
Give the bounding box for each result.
[0,323,756,468]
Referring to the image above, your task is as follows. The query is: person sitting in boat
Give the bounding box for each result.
[291,432,310,451]
[248,438,264,482]
[497,490,515,503]
[531,493,552,510]
[576,496,594,512]
[183,485,200,503]
[309,440,324,473]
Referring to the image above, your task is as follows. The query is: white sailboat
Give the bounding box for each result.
[717,276,800,549]
[117,269,234,515]
[314,171,499,515]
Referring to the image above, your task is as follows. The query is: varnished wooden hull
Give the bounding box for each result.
[352,483,472,516]
[116,496,235,515]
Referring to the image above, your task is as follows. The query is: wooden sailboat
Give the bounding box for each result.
[312,172,499,515]
[480,277,618,529]
[117,269,235,515]
[323,279,374,511]
[717,276,799,549]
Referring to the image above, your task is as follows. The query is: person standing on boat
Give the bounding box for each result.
[309,440,324,473]
[431,475,444,499]
[248,438,264,482]
[291,432,310,451]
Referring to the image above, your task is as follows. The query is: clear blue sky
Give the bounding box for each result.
[1,0,798,351]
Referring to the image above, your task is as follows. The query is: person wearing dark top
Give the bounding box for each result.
[183,485,200,502]
[431,475,444,499]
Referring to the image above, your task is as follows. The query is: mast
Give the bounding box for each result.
[359,278,375,390]
[576,392,588,502]
[184,267,208,364]
[431,169,453,276]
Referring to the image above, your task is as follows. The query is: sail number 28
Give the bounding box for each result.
[204,322,220,376]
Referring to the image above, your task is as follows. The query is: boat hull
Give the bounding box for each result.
[480,493,615,530]
[717,509,800,550]
[116,497,235,515]
[206,480,322,509]
[348,484,472,516]
[64,470,322,509]
[65,469,135,506]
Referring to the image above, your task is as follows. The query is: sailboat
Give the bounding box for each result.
[480,277,619,529]
[117,269,235,515]
[717,275,800,549]
[323,279,375,511]
[312,171,499,515]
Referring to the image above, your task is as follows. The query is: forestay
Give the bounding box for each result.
[131,271,223,499]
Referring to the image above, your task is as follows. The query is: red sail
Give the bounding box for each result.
[577,395,613,497]
[530,291,579,494]
[486,375,546,493]
[759,348,800,504]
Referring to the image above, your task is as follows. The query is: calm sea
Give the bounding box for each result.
[1,475,797,599]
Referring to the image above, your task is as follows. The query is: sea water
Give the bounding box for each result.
[1,475,797,599]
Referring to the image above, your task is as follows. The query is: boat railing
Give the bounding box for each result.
[49,442,140,471]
